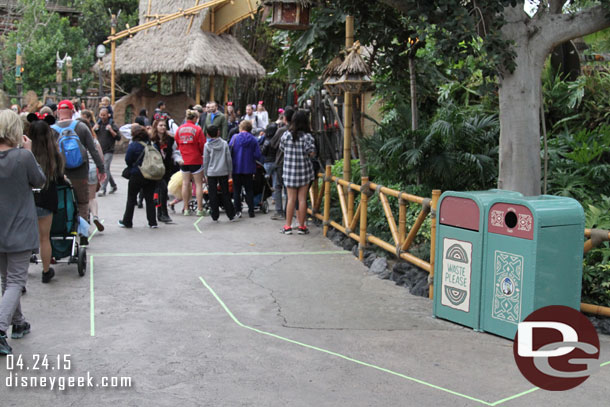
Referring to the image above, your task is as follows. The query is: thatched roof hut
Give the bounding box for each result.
[102,0,265,79]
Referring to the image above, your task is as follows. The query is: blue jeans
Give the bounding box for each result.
[264,162,283,213]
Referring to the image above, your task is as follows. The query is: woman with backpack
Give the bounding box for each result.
[27,113,65,283]
[118,125,160,229]
[280,110,316,235]
[151,119,179,223]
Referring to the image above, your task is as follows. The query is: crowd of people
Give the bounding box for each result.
[0,97,318,355]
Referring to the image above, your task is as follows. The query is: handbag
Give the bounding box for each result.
[121,167,131,179]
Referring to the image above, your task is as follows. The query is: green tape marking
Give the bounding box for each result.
[90,255,95,337]
[488,387,538,406]
[199,276,495,405]
[601,360,610,367]
[88,219,104,244]
[194,216,204,234]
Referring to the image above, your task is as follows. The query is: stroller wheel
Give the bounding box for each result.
[189,198,198,212]
[261,201,269,214]
[77,247,87,277]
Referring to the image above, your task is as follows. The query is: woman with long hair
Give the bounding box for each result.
[28,114,65,282]
[174,109,206,216]
[226,102,239,135]
[0,109,46,354]
[118,125,159,228]
[280,110,316,235]
[78,110,105,232]
[151,119,179,223]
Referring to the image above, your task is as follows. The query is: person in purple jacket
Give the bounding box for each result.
[229,120,261,218]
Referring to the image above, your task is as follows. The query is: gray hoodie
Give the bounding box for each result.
[203,137,232,177]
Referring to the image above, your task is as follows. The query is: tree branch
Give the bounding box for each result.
[541,5,610,48]
[377,0,409,15]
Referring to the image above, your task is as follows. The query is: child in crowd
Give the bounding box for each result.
[203,125,236,222]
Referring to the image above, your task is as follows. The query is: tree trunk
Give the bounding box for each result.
[497,38,545,195]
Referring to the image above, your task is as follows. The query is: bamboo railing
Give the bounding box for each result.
[308,165,441,298]
[308,167,610,315]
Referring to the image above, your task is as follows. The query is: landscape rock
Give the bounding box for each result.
[410,275,430,297]
[588,316,610,336]
[363,252,377,268]
[342,237,357,251]
[369,257,388,275]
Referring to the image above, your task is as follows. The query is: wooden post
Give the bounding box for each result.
[157,73,162,95]
[359,176,369,261]
[429,189,441,299]
[110,14,116,104]
[343,15,354,183]
[322,165,332,237]
[398,199,407,245]
[172,73,177,93]
[347,188,355,227]
[223,77,228,109]
[209,76,215,102]
[195,74,201,104]
[140,74,147,89]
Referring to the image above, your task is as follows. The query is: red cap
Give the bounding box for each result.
[227,101,233,106]
[57,99,74,111]
[258,100,264,105]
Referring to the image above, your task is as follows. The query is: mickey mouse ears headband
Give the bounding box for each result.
[27,112,56,125]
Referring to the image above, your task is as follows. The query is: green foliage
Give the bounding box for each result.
[583,198,610,306]
[76,0,139,48]
[1,0,93,95]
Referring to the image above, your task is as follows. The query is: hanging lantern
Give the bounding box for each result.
[321,55,343,98]
[265,0,312,31]
[334,42,374,94]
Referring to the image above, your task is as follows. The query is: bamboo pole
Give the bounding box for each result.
[347,188,355,227]
[209,76,215,102]
[311,177,319,214]
[343,15,354,184]
[429,190,441,299]
[104,0,229,44]
[195,74,201,104]
[348,201,361,232]
[401,205,430,252]
[323,165,332,236]
[110,14,116,104]
[359,176,369,261]
[367,235,431,272]
[140,74,147,89]
[398,199,407,244]
[581,303,610,317]
[379,192,400,246]
[336,180,349,227]
[172,73,177,93]
[314,178,324,213]
[187,0,201,34]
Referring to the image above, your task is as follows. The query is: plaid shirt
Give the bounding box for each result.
[280,131,315,188]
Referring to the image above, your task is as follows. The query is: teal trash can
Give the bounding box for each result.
[433,190,521,329]
[480,195,584,339]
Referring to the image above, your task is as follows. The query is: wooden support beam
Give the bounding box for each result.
[195,74,201,104]
[172,73,177,93]
[110,14,116,104]
[209,75,215,102]
[157,73,162,94]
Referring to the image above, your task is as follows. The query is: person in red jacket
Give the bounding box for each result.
[175,109,206,216]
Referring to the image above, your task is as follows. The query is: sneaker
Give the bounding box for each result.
[235,211,242,219]
[249,212,255,218]
[297,226,310,235]
[11,322,30,339]
[97,190,106,197]
[117,220,132,228]
[158,214,172,223]
[42,267,55,284]
[137,200,143,209]
[212,218,219,223]
[93,216,104,232]
[0,332,12,355]
[281,225,293,235]
[183,209,191,216]
[169,203,176,213]
[109,185,118,194]
[149,224,158,229]
[270,212,285,221]
[196,209,206,217]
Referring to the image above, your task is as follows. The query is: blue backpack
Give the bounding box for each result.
[52,121,85,169]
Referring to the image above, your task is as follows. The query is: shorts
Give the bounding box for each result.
[88,165,97,185]
[36,206,53,218]
[180,164,203,174]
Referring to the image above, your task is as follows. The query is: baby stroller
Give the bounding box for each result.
[252,162,273,214]
[31,184,87,276]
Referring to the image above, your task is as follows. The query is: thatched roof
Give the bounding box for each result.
[102,0,265,79]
